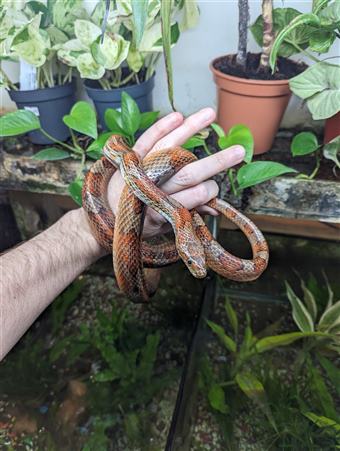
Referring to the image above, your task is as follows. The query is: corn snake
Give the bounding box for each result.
[82,135,269,302]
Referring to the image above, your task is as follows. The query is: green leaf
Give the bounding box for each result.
[251,8,309,58]
[94,369,119,382]
[304,412,340,433]
[307,357,338,420]
[63,101,98,139]
[91,34,130,71]
[235,372,277,431]
[255,331,327,353]
[121,91,141,136]
[208,384,228,414]
[131,0,148,46]
[309,29,336,53]
[32,148,70,161]
[318,300,340,332]
[290,63,340,120]
[182,136,205,150]
[74,19,101,46]
[139,111,159,130]
[224,298,238,336]
[300,277,318,322]
[211,122,225,138]
[285,281,314,332]
[218,124,254,163]
[161,0,175,111]
[237,162,296,190]
[0,110,41,136]
[270,13,320,70]
[322,270,334,310]
[312,0,330,15]
[86,132,112,160]
[317,354,340,397]
[319,1,340,26]
[323,136,340,169]
[68,176,83,206]
[206,320,236,353]
[104,108,125,134]
[291,132,319,156]
[76,52,106,79]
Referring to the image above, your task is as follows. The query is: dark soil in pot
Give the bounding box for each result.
[213,53,307,80]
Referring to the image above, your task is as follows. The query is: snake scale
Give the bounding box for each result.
[82,135,269,302]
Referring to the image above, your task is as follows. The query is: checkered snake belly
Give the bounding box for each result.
[83,135,269,302]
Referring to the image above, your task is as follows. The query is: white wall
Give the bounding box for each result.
[1,0,339,128]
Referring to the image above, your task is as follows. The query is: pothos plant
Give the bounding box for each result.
[57,0,199,96]
[0,92,159,204]
[290,132,340,179]
[0,0,88,89]
[204,123,296,194]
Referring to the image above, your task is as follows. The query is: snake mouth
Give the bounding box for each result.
[185,257,207,279]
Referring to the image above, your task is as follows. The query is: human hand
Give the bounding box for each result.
[107,108,245,239]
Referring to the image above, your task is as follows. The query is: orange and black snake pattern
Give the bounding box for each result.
[82,135,269,302]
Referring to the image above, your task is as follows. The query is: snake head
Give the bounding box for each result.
[177,231,207,279]
[103,135,131,165]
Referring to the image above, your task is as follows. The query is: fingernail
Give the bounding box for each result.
[233,146,245,161]
[201,108,215,122]
[169,112,183,123]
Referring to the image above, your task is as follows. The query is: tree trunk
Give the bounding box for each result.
[260,0,274,68]
[235,0,249,68]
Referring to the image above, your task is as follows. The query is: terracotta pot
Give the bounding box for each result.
[210,56,292,154]
[324,111,340,143]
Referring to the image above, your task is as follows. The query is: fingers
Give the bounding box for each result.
[143,180,219,238]
[150,108,216,152]
[161,145,245,194]
[133,112,184,158]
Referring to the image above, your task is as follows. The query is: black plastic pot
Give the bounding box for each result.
[84,75,155,129]
[8,80,76,145]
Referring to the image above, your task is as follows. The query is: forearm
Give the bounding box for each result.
[0,208,104,360]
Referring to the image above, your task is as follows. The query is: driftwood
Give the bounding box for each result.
[1,132,339,241]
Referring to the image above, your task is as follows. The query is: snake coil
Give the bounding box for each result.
[83,135,269,302]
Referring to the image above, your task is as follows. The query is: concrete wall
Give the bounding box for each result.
[1,1,338,128]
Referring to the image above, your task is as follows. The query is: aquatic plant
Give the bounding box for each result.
[285,272,340,354]
[201,294,340,448]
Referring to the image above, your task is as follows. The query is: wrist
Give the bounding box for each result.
[64,208,108,263]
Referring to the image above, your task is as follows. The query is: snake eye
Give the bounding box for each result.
[187,259,192,266]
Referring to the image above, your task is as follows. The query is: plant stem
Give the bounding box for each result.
[260,0,274,68]
[297,151,321,180]
[288,41,321,64]
[110,71,135,88]
[40,129,79,153]
[236,0,249,68]
[0,67,18,90]
[228,169,238,196]
[203,142,211,156]
[69,128,82,152]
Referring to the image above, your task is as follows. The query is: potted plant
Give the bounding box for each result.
[0,92,159,204]
[57,0,199,128]
[210,1,307,154]
[270,0,340,143]
[0,0,85,144]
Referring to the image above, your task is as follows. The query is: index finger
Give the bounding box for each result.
[160,145,245,194]
[133,112,183,158]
